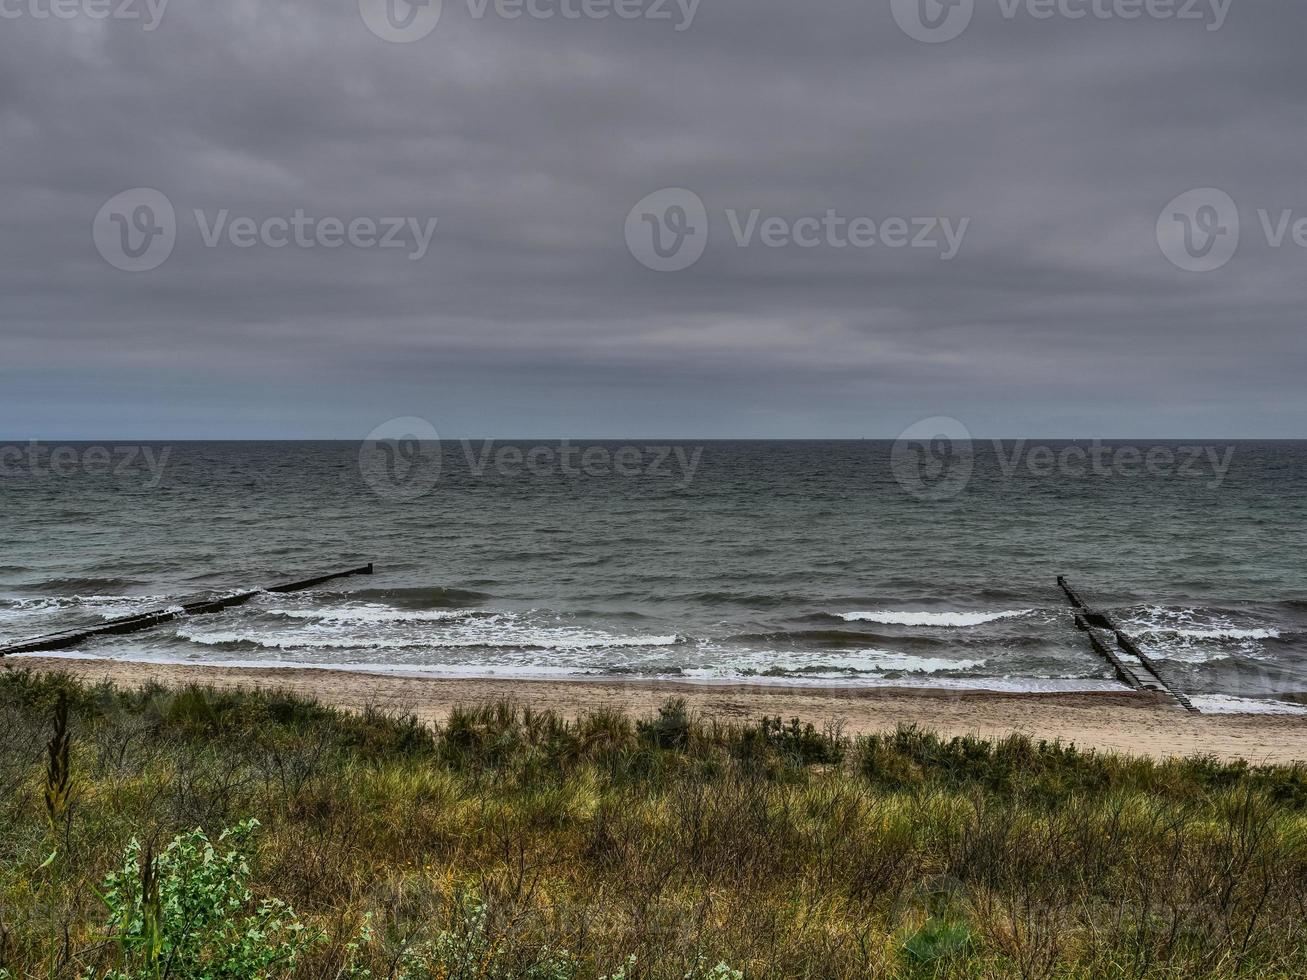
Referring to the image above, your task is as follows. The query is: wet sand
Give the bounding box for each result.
[10,656,1307,764]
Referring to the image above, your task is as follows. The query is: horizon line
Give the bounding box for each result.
[3,436,1305,443]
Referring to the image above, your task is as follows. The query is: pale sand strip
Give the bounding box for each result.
[9,657,1307,764]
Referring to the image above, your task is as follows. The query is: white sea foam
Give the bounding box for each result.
[0,595,175,636]
[877,653,986,673]
[6,651,616,679]
[1141,626,1280,641]
[7,651,1126,694]
[839,609,1031,628]
[1123,607,1283,659]
[1188,695,1307,716]
[175,621,682,652]
[733,649,986,675]
[669,672,1123,693]
[265,604,485,624]
[4,594,170,612]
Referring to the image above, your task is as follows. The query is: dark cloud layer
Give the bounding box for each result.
[1,0,1304,438]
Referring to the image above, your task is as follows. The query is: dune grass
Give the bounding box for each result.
[1,668,1306,978]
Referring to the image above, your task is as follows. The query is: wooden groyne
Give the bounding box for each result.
[1057,575,1199,713]
[1072,611,1144,691]
[0,563,374,659]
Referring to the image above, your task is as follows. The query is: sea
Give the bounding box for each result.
[2,440,1304,713]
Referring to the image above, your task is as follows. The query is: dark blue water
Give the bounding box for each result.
[2,440,1304,711]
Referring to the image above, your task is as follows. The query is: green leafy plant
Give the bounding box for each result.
[684,958,744,979]
[88,820,315,979]
[395,895,576,980]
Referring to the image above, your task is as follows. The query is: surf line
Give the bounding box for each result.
[0,563,374,659]
[1057,575,1199,713]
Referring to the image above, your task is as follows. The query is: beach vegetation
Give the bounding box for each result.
[1,669,1306,978]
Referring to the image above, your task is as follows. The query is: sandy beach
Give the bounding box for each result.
[9,656,1307,764]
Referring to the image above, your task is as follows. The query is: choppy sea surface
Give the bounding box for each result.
[1,441,1304,712]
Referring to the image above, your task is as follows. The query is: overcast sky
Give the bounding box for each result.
[1,0,1304,439]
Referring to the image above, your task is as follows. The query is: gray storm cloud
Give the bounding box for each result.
[0,0,1304,437]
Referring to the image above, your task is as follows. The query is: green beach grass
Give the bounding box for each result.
[2,668,1306,978]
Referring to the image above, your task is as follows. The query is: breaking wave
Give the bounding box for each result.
[838,609,1032,628]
